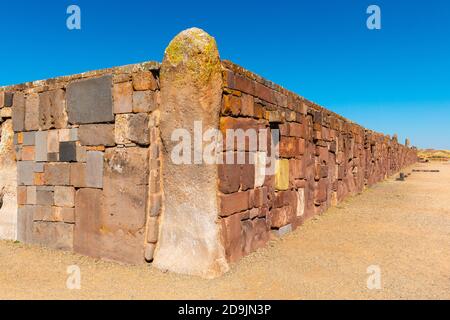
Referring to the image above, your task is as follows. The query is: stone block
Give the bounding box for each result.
[17,186,27,205]
[59,141,77,162]
[132,71,158,91]
[54,186,75,207]
[133,90,157,113]
[218,163,240,194]
[296,188,305,217]
[146,217,159,244]
[78,124,115,146]
[43,163,71,186]
[275,159,289,191]
[36,189,54,206]
[22,131,36,146]
[58,128,77,142]
[66,75,114,124]
[76,144,87,162]
[86,151,104,188]
[12,92,25,132]
[35,131,48,162]
[219,191,251,217]
[103,147,149,228]
[24,93,39,131]
[113,82,133,114]
[74,188,145,265]
[33,205,52,221]
[70,163,87,187]
[33,222,73,251]
[17,161,35,186]
[34,162,44,173]
[21,146,35,161]
[17,206,34,243]
[48,153,59,162]
[220,213,243,263]
[272,224,293,237]
[4,92,14,107]
[115,113,149,145]
[270,206,294,229]
[46,130,59,154]
[26,186,37,205]
[61,207,75,223]
[39,89,68,130]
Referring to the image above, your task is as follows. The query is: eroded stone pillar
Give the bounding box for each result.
[153,28,229,278]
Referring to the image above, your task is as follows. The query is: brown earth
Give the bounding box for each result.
[1,162,449,300]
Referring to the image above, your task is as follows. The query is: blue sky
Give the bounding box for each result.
[1,0,449,149]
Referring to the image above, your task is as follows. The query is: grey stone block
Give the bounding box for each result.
[17,161,35,186]
[86,151,104,188]
[17,206,34,243]
[39,89,67,130]
[35,131,48,162]
[48,152,59,162]
[33,222,74,251]
[34,162,45,173]
[66,75,114,124]
[272,224,293,238]
[78,124,115,146]
[12,92,25,132]
[59,141,77,162]
[36,190,54,206]
[4,92,13,107]
[23,131,36,146]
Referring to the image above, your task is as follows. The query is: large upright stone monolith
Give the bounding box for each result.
[153,28,229,278]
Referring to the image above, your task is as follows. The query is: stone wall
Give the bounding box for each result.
[0,62,163,264]
[218,61,418,263]
[0,28,417,277]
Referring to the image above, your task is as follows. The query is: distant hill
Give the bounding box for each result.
[418,149,450,161]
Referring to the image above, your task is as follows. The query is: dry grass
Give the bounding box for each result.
[418,149,450,161]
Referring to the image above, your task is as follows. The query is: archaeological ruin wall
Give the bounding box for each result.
[0,28,417,278]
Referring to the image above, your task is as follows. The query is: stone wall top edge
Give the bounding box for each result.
[0,60,161,92]
[221,59,412,148]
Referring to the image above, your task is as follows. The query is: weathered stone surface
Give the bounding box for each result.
[36,188,54,206]
[12,92,25,132]
[275,159,289,191]
[33,222,73,251]
[146,217,159,244]
[74,188,145,264]
[22,131,36,146]
[17,206,34,243]
[113,82,133,114]
[33,205,52,221]
[132,71,158,91]
[66,75,114,124]
[21,146,35,161]
[26,186,37,205]
[43,163,70,186]
[17,186,27,205]
[220,213,243,263]
[115,113,149,146]
[59,142,77,162]
[132,90,157,113]
[54,186,75,207]
[296,188,305,217]
[154,28,228,278]
[39,89,67,130]
[47,130,59,153]
[17,161,34,186]
[25,93,39,131]
[219,191,251,216]
[78,124,115,146]
[86,151,104,188]
[35,131,48,162]
[103,147,148,229]
[272,223,293,237]
[70,163,87,187]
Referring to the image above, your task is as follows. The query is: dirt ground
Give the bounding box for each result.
[1,162,449,300]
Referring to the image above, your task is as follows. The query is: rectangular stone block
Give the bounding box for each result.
[43,163,71,186]
[24,93,39,131]
[17,161,35,186]
[219,191,251,217]
[21,146,35,161]
[47,130,59,153]
[36,189,54,206]
[78,124,115,146]
[35,131,48,162]
[23,131,36,146]
[66,75,114,124]
[26,186,37,205]
[115,113,149,146]
[33,222,73,251]
[17,206,34,243]
[54,186,75,207]
[59,141,77,162]
[113,82,133,114]
[70,163,87,187]
[61,207,75,223]
[12,92,25,132]
[275,159,289,191]
[133,90,157,113]
[86,151,104,188]
[132,71,158,91]
[17,186,27,205]
[39,89,68,130]
[74,188,145,264]
[33,205,52,221]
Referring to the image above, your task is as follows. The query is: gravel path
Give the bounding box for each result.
[1,162,449,300]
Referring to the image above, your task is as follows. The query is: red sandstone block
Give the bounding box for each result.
[240,163,255,191]
[132,71,158,91]
[219,191,251,217]
[254,82,274,104]
[279,137,298,158]
[315,179,328,204]
[270,206,294,229]
[222,94,241,116]
[218,163,241,194]
[220,117,260,152]
[234,74,255,95]
[241,94,254,117]
[298,138,306,156]
[289,123,303,137]
[220,214,243,263]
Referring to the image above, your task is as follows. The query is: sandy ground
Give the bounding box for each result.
[1,162,449,300]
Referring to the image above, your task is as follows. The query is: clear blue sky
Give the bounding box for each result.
[1,0,449,149]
